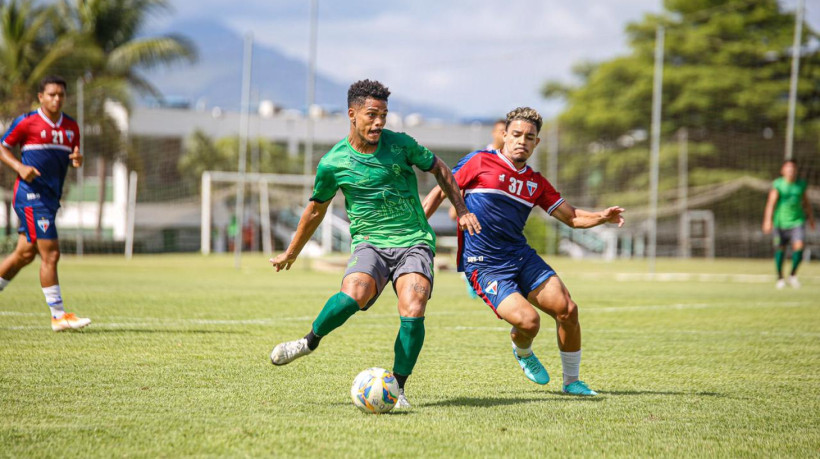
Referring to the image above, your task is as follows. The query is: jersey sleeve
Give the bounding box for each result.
[452,153,483,189]
[451,150,483,175]
[309,159,338,203]
[70,122,80,150]
[536,176,564,215]
[403,134,436,171]
[1,115,27,148]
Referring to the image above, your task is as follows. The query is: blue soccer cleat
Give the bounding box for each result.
[562,380,598,396]
[512,347,550,385]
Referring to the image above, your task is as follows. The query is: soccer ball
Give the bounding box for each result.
[350,367,400,414]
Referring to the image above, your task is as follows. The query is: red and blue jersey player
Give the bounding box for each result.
[423,107,624,396]
[0,76,91,332]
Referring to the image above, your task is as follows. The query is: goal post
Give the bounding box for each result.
[201,171,345,256]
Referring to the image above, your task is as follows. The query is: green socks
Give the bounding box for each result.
[791,250,803,276]
[393,316,425,377]
[312,292,360,337]
[775,249,785,278]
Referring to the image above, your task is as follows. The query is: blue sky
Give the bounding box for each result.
[151,0,819,119]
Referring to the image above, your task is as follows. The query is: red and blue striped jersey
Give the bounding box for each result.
[2,109,80,210]
[453,149,563,272]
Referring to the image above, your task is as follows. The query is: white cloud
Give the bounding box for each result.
[162,0,818,118]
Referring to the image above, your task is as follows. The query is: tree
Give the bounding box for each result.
[0,0,86,236]
[542,0,820,208]
[59,0,196,237]
[178,129,296,193]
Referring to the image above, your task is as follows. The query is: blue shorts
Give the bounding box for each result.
[466,247,556,319]
[14,204,58,242]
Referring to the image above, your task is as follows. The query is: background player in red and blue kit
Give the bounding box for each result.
[0,76,90,332]
[423,107,624,396]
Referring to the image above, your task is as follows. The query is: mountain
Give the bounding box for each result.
[139,19,456,120]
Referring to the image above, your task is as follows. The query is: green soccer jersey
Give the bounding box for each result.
[772,177,808,229]
[311,129,437,252]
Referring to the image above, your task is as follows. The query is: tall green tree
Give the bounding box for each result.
[0,0,85,236]
[543,0,819,208]
[59,0,196,237]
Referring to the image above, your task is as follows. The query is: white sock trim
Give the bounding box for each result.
[560,350,582,386]
[512,342,533,358]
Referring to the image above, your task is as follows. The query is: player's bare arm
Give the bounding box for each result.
[551,201,625,229]
[269,199,331,271]
[428,157,481,235]
[421,186,447,219]
[0,143,41,182]
[762,189,779,234]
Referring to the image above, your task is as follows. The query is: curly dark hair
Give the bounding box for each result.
[505,107,543,133]
[347,79,391,108]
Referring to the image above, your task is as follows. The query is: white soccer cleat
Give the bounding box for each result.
[775,279,786,290]
[270,338,312,366]
[51,313,91,332]
[788,276,801,289]
[394,388,411,409]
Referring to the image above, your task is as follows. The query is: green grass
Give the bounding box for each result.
[1,254,819,457]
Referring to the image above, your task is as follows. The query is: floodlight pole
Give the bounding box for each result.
[784,0,804,161]
[547,122,559,255]
[648,25,665,274]
[304,0,318,199]
[234,33,253,269]
[76,77,84,256]
[677,128,689,258]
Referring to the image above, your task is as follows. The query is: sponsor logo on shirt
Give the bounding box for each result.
[41,130,47,139]
[66,130,74,143]
[485,280,498,295]
[37,217,50,233]
[466,256,484,263]
[26,193,41,201]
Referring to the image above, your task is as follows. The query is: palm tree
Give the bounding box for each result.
[0,0,87,236]
[59,0,196,237]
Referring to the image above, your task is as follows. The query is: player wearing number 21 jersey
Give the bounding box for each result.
[0,76,90,332]
[423,106,624,396]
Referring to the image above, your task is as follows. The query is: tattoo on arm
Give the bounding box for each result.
[432,158,468,216]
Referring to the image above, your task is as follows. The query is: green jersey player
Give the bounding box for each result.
[269,79,481,408]
[762,160,815,289]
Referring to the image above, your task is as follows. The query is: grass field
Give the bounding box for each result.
[1,254,819,457]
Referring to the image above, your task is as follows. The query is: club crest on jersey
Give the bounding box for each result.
[485,280,498,295]
[37,217,50,232]
[66,130,74,143]
[526,180,537,196]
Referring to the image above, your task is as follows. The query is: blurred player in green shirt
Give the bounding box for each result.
[762,160,815,289]
[268,79,480,408]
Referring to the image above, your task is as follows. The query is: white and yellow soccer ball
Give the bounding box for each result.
[350,367,400,414]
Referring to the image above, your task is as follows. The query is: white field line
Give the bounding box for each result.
[606,272,820,283]
[1,301,815,332]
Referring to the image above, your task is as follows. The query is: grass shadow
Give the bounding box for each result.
[599,390,725,397]
[422,396,560,408]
